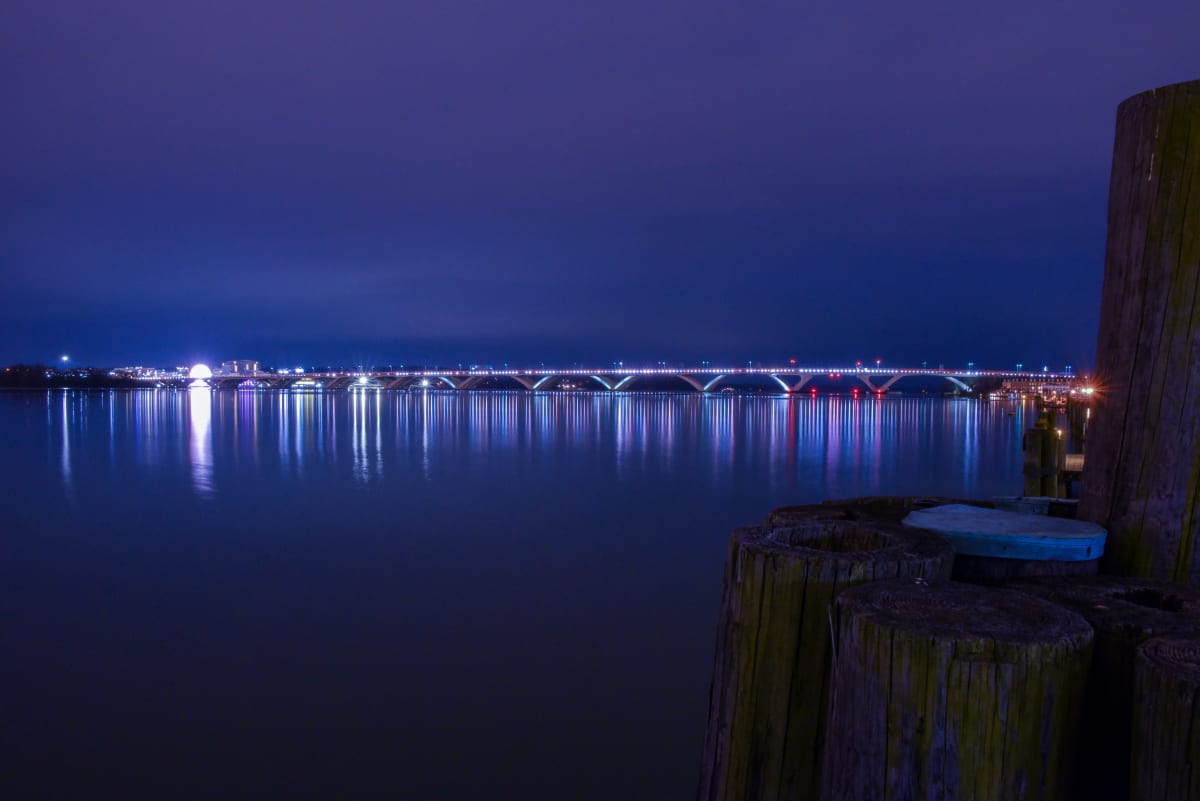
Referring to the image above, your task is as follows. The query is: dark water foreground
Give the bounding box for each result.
[1,389,1028,800]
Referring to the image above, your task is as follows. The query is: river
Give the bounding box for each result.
[2,389,1030,800]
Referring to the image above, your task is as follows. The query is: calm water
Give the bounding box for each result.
[2,389,1029,800]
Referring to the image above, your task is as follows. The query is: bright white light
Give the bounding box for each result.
[358,376,369,383]
[61,355,70,362]
[189,363,213,380]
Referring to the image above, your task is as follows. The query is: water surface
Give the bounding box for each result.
[2,389,1029,800]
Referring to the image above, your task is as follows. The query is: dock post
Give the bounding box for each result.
[698,521,953,801]
[1132,637,1200,800]
[1023,411,1061,498]
[821,580,1093,801]
[1010,577,1200,800]
[1078,80,1200,582]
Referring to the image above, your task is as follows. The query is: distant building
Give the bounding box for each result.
[219,360,260,375]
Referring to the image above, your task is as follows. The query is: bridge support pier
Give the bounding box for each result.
[856,374,902,394]
[590,375,637,391]
[770,374,815,393]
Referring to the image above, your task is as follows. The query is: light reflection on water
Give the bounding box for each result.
[39,389,1027,501]
[188,388,213,496]
[9,388,1029,801]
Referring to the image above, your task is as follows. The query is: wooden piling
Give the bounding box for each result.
[1009,576,1200,801]
[766,496,992,527]
[1078,79,1200,583]
[1132,636,1200,801]
[821,579,1094,801]
[698,521,954,801]
[904,503,1105,583]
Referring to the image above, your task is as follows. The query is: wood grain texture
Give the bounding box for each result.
[821,580,1094,801]
[950,553,1098,583]
[767,496,994,526]
[1132,636,1200,801]
[1078,79,1200,583]
[698,521,954,801]
[1009,576,1200,800]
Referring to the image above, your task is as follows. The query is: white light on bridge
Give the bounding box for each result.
[188,364,213,380]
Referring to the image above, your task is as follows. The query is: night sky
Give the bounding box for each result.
[3,1,1197,370]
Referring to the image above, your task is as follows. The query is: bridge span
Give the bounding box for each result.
[193,366,1080,395]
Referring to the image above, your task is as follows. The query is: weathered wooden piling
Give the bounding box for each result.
[1078,79,1200,583]
[698,520,954,801]
[821,579,1094,801]
[1009,576,1200,801]
[904,503,1106,583]
[766,495,992,526]
[1065,396,1089,453]
[1133,636,1200,801]
[1023,417,1065,499]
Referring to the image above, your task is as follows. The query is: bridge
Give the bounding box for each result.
[187,366,1081,394]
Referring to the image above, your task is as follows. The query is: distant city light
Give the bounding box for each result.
[60,355,69,362]
[189,364,213,380]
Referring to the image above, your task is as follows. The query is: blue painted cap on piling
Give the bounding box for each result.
[902,504,1107,562]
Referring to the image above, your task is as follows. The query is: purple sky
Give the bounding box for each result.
[2,0,1197,368]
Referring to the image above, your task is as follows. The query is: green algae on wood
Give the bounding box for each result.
[1133,636,1200,801]
[1009,576,1200,801]
[698,520,954,801]
[821,579,1094,801]
[1078,79,1200,583]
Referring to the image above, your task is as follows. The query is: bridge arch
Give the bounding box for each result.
[944,375,973,392]
[855,373,974,394]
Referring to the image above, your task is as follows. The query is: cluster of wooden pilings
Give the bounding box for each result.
[699,78,1200,801]
[699,498,1200,801]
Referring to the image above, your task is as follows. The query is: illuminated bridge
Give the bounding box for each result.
[190,366,1081,394]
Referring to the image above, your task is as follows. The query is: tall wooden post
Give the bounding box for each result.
[1079,80,1200,583]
